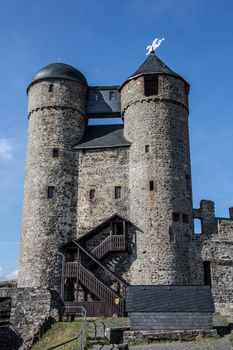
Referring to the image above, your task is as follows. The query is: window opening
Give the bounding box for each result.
[144,76,158,96]
[194,218,202,234]
[109,91,115,100]
[94,92,99,100]
[49,84,54,92]
[149,180,154,191]
[173,213,180,222]
[52,148,59,157]
[145,145,150,153]
[112,221,124,235]
[203,261,212,286]
[185,175,191,192]
[89,189,95,200]
[47,186,55,199]
[182,214,189,224]
[115,186,121,199]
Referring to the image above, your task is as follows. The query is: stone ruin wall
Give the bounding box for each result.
[191,200,233,315]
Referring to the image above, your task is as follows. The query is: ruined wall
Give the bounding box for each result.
[0,287,61,350]
[18,79,87,290]
[76,147,130,235]
[192,201,233,315]
[121,74,194,285]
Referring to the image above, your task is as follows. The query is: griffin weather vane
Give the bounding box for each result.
[146,37,165,55]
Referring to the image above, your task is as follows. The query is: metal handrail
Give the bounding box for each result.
[47,306,86,350]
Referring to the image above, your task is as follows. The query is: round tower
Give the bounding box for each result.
[120,52,194,285]
[18,63,87,290]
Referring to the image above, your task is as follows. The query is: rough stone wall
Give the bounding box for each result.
[121,74,194,285]
[18,79,87,291]
[76,147,130,235]
[0,287,61,350]
[191,201,233,315]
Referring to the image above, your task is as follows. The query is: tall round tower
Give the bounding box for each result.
[120,52,193,285]
[18,63,87,290]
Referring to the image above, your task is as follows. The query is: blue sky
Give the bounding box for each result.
[0,0,233,279]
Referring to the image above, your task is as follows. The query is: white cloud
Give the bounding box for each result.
[0,138,14,160]
[0,266,18,281]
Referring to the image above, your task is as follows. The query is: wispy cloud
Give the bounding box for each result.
[0,138,14,160]
[0,266,18,281]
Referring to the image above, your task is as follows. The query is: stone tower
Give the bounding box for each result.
[17,63,87,290]
[120,53,194,285]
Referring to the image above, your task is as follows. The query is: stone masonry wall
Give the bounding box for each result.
[18,79,87,291]
[121,74,194,285]
[192,201,233,315]
[0,287,61,350]
[76,147,130,235]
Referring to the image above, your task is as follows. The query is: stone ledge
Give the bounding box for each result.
[123,329,217,343]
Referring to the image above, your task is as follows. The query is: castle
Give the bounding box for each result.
[0,48,232,348]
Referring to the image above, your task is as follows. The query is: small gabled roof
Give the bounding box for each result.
[126,285,215,313]
[119,53,188,90]
[74,125,131,150]
[61,213,131,250]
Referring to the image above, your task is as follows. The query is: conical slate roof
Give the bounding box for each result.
[119,52,187,90]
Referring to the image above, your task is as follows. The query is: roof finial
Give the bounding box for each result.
[146,37,165,55]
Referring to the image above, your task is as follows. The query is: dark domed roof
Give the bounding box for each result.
[119,53,188,90]
[28,63,87,89]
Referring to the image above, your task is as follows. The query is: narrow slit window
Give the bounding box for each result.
[89,189,95,200]
[145,145,150,153]
[182,214,189,224]
[173,212,180,222]
[185,174,191,192]
[144,76,158,96]
[109,91,115,100]
[49,84,54,92]
[203,261,212,286]
[94,92,99,100]
[115,186,121,199]
[52,148,59,157]
[149,180,154,191]
[194,218,202,234]
[47,186,55,199]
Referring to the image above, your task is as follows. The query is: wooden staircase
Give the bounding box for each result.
[63,231,127,316]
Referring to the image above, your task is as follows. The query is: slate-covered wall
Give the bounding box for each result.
[129,312,213,330]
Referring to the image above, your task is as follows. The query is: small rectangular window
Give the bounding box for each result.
[115,186,121,199]
[52,148,59,157]
[94,92,99,101]
[89,189,95,200]
[49,84,54,93]
[145,145,150,153]
[203,261,212,286]
[47,186,55,199]
[112,221,124,235]
[149,180,154,191]
[182,214,189,224]
[173,213,180,222]
[109,91,115,100]
[144,76,158,96]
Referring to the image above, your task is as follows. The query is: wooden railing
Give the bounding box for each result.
[91,234,126,260]
[64,234,127,316]
[77,263,124,315]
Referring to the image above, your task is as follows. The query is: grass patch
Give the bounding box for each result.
[32,321,83,350]
[31,317,129,350]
